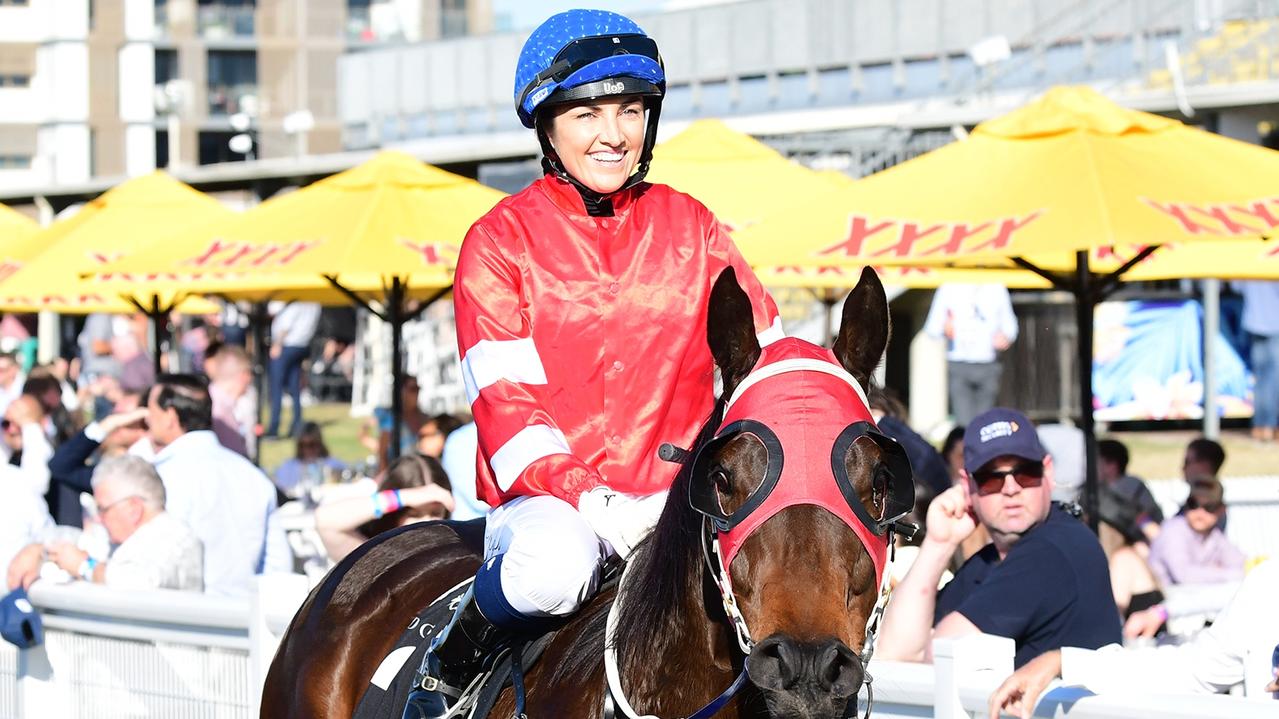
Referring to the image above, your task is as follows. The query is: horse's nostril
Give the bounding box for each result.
[747,636,865,697]
[819,641,864,696]
[747,636,799,690]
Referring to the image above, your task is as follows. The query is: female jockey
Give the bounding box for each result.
[405,10,780,715]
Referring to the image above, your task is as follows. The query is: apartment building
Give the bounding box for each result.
[0,0,490,190]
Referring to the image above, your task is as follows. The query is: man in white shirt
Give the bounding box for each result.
[8,455,203,592]
[1,394,53,499]
[146,374,292,597]
[923,283,1019,426]
[265,302,321,438]
[0,478,52,587]
[989,560,1279,716]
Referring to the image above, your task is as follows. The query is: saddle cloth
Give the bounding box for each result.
[351,574,565,719]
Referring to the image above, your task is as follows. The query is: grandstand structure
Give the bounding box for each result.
[339,0,1279,179]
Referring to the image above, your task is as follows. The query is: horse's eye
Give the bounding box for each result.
[710,467,732,495]
[872,465,892,512]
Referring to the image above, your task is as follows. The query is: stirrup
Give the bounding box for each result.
[404,664,489,719]
[402,587,507,719]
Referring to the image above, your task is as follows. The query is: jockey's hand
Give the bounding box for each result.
[924,483,978,548]
[577,487,668,560]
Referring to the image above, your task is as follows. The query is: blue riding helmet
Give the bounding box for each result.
[514,9,666,128]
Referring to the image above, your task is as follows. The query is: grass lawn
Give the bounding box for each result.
[256,403,372,474]
[259,404,1278,482]
[1109,428,1277,481]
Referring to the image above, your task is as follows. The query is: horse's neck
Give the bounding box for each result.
[618,559,741,717]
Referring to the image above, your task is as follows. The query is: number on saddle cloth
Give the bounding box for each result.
[353,580,474,719]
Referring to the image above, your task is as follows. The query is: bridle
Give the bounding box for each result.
[604,338,916,719]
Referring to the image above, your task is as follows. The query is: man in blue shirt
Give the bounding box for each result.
[877,408,1121,668]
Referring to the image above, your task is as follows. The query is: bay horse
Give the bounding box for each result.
[262,266,910,718]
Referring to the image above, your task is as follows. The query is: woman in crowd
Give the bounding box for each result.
[415,413,462,459]
[1098,486,1163,621]
[274,421,347,497]
[358,375,431,468]
[313,453,454,562]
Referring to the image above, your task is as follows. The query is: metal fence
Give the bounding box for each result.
[0,575,309,719]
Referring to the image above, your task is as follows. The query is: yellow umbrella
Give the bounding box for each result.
[647,119,838,231]
[0,204,39,283]
[644,122,1051,289]
[759,264,1051,289]
[1116,238,1279,280]
[95,151,503,299]
[96,151,507,455]
[733,86,1279,272]
[0,172,220,316]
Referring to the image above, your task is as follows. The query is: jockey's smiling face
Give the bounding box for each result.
[546,95,646,194]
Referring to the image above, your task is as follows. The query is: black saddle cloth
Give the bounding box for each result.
[350,519,601,719]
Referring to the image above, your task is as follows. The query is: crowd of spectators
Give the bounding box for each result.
[0,306,479,609]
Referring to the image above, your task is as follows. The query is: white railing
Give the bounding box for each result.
[0,574,309,719]
[1,588,1273,717]
[870,634,1274,718]
[3,504,1276,718]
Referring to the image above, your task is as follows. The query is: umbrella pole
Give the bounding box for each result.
[150,294,165,378]
[252,301,269,465]
[1202,279,1221,440]
[1074,250,1100,532]
[389,277,405,463]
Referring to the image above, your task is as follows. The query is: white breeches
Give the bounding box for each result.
[483,495,610,618]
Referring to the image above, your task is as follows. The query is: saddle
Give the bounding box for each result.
[353,545,621,719]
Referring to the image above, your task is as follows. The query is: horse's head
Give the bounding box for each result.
[695,267,911,717]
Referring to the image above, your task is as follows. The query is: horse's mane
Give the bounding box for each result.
[550,400,726,685]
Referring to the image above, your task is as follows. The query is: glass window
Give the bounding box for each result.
[155,49,178,85]
[198,130,243,165]
[197,0,255,38]
[206,50,257,115]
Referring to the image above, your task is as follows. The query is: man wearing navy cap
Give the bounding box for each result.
[877,408,1121,668]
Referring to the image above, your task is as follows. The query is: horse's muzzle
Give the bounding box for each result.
[746,634,865,701]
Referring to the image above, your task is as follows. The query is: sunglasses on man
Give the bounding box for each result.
[1183,496,1223,513]
[971,461,1045,496]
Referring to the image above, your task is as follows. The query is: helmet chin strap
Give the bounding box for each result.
[536,102,662,217]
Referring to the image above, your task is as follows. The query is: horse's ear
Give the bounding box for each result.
[833,266,890,389]
[707,267,761,397]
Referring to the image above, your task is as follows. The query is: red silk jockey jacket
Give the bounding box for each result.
[454,174,781,509]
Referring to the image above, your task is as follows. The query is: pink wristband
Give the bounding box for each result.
[372,490,401,518]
